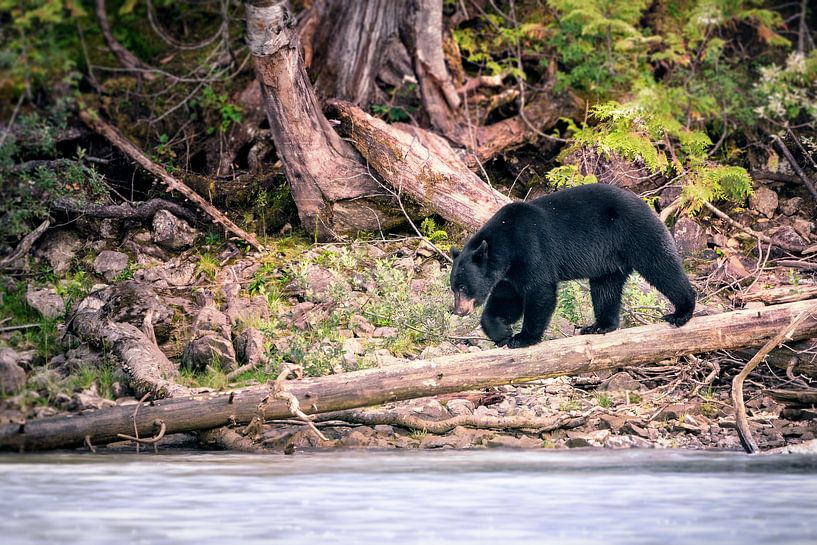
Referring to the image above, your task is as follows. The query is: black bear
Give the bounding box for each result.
[449,183,695,348]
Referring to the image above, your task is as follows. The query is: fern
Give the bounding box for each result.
[681,165,753,214]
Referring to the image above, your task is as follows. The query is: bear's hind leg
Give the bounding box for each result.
[580,270,630,335]
[633,254,695,327]
[481,280,524,346]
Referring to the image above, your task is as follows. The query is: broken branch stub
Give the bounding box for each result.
[328,99,511,231]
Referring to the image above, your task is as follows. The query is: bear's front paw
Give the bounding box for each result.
[579,322,619,335]
[505,334,539,349]
[662,311,692,327]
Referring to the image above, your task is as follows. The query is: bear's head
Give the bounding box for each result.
[449,239,498,316]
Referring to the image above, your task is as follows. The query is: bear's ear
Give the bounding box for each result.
[474,240,488,261]
[450,246,460,259]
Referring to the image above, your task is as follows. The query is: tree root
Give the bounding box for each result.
[53,196,198,224]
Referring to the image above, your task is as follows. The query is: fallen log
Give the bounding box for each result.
[4,299,817,451]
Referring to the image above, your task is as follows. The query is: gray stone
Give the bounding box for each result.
[409,399,451,420]
[342,337,365,356]
[25,286,64,319]
[36,230,81,275]
[152,210,198,250]
[445,398,475,417]
[600,371,643,392]
[372,327,398,338]
[183,334,237,372]
[94,250,129,282]
[673,217,708,257]
[792,218,813,241]
[103,281,175,343]
[225,295,270,326]
[781,197,805,216]
[486,435,542,448]
[604,435,653,449]
[770,225,806,250]
[234,328,266,365]
[0,348,28,394]
[349,314,375,337]
[749,186,779,218]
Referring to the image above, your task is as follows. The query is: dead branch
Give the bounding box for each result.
[6,299,817,451]
[78,110,265,251]
[95,0,157,80]
[703,201,803,254]
[0,219,49,269]
[52,196,198,224]
[773,135,817,203]
[199,427,267,453]
[731,310,811,454]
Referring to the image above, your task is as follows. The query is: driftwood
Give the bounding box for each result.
[731,311,810,453]
[78,110,265,251]
[767,389,817,405]
[4,299,817,451]
[330,99,510,231]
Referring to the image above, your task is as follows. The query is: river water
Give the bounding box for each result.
[1,449,816,545]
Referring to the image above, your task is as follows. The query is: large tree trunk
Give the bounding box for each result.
[245,0,399,240]
[4,300,817,451]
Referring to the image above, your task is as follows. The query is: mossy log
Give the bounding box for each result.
[4,300,817,451]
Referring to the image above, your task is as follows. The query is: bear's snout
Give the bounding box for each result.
[452,292,475,316]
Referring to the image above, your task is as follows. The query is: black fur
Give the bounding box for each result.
[449,184,696,348]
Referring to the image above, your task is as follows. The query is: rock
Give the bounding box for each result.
[486,435,542,448]
[342,337,365,356]
[372,327,398,338]
[67,388,116,411]
[349,314,375,337]
[0,348,28,394]
[341,427,377,447]
[234,328,266,365]
[598,414,627,432]
[409,398,451,420]
[659,185,682,208]
[103,281,175,343]
[673,217,708,257]
[792,218,813,241]
[305,265,337,302]
[770,225,807,250]
[780,197,804,216]
[182,304,237,371]
[565,436,592,448]
[445,398,475,417]
[93,250,129,282]
[749,186,779,218]
[25,286,64,319]
[152,210,198,250]
[225,295,270,326]
[36,230,81,275]
[600,371,643,392]
[604,435,653,448]
[183,334,237,372]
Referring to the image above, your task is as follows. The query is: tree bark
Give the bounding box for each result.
[245,0,400,240]
[329,99,510,231]
[5,299,817,451]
